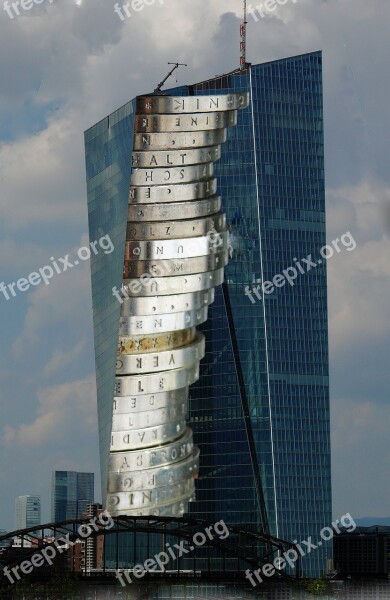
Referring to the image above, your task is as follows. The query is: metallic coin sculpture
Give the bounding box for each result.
[107,91,249,516]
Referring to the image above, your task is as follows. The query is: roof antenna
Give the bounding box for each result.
[154,62,188,93]
[240,0,247,70]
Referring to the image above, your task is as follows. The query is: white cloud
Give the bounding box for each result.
[10,234,93,360]
[1,374,97,447]
[0,239,54,273]
[327,179,390,353]
[0,0,389,528]
[331,397,390,517]
[43,339,87,378]
[0,113,87,231]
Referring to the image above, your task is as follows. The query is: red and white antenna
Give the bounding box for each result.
[240,0,247,70]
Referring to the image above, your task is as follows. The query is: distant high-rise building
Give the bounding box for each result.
[0,528,9,548]
[83,503,105,571]
[85,50,331,576]
[15,495,41,531]
[67,503,105,572]
[51,471,94,521]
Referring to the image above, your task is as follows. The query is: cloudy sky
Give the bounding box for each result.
[0,0,389,531]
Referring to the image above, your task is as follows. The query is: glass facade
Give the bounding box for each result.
[85,102,135,505]
[51,470,94,521]
[176,52,331,577]
[85,51,331,577]
[14,495,41,531]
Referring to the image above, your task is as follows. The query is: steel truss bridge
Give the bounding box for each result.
[0,516,300,590]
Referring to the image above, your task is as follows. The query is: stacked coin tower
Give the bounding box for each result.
[107,92,249,517]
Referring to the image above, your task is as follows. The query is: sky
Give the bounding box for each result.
[0,0,389,532]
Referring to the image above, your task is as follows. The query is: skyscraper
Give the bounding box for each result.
[0,529,9,548]
[14,495,41,531]
[51,471,94,521]
[176,53,332,578]
[85,51,331,576]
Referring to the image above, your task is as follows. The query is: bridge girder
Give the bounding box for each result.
[0,516,300,587]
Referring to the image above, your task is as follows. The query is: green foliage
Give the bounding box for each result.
[306,576,328,595]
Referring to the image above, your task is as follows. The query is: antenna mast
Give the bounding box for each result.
[240,0,247,70]
[154,62,188,93]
